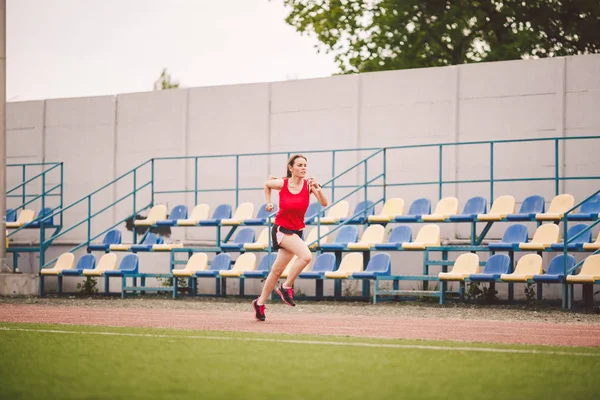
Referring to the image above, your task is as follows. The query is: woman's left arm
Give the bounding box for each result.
[308,178,328,207]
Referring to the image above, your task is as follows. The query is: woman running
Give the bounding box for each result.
[252,154,328,321]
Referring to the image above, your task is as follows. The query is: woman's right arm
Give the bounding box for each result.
[265,178,283,211]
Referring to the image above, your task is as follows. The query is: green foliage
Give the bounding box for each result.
[153,68,180,90]
[466,282,498,304]
[524,282,536,304]
[76,277,98,295]
[280,0,600,73]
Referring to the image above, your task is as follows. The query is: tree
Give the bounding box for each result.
[280,0,600,73]
[153,68,180,90]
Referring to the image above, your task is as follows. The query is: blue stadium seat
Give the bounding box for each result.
[29,207,55,227]
[220,227,256,251]
[533,254,576,283]
[320,225,359,251]
[244,253,277,278]
[569,194,600,221]
[6,209,16,223]
[195,253,232,277]
[469,254,511,282]
[449,196,487,222]
[304,202,325,224]
[506,195,545,221]
[130,233,164,252]
[340,200,374,224]
[352,253,391,278]
[395,198,431,222]
[61,254,97,276]
[88,229,122,252]
[549,223,592,251]
[374,225,412,250]
[104,253,139,277]
[156,205,188,226]
[244,203,278,225]
[198,204,233,226]
[299,253,337,279]
[488,224,529,251]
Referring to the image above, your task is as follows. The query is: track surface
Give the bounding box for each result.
[1,303,599,347]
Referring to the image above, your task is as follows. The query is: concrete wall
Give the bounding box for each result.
[6,54,600,298]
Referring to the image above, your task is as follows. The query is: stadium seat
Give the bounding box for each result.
[549,224,592,251]
[29,207,55,227]
[221,202,254,226]
[6,209,35,228]
[134,205,167,226]
[422,197,459,221]
[299,253,337,279]
[195,253,232,277]
[61,254,97,276]
[6,208,16,223]
[501,254,543,282]
[304,202,324,224]
[244,253,278,279]
[533,254,576,283]
[347,225,385,250]
[438,253,480,281]
[176,204,210,226]
[449,196,487,222]
[219,253,257,277]
[314,200,350,224]
[374,225,412,250]
[569,194,600,221]
[198,204,232,226]
[352,253,391,278]
[368,198,404,223]
[488,224,529,251]
[320,225,359,251]
[325,252,363,278]
[401,224,440,250]
[244,203,278,225]
[583,234,600,251]
[129,233,164,252]
[395,198,431,222]
[519,224,559,250]
[303,226,330,249]
[469,254,511,282]
[82,253,118,276]
[104,253,140,277]
[88,229,123,252]
[155,205,188,226]
[220,227,256,251]
[566,255,600,283]
[243,228,269,250]
[40,253,75,276]
[477,195,515,221]
[536,194,575,221]
[172,253,208,277]
[506,195,545,221]
[340,200,374,224]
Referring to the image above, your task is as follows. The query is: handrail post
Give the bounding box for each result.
[133,169,137,243]
[563,214,569,309]
[490,142,494,202]
[331,150,336,203]
[87,196,92,244]
[194,158,199,205]
[21,165,26,205]
[60,162,64,226]
[554,139,560,195]
[438,145,443,199]
[364,160,368,222]
[383,148,387,202]
[235,155,240,208]
[151,159,155,205]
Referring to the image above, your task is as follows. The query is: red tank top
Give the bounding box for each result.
[275,178,310,231]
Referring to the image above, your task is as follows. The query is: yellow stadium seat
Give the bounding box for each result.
[518,224,559,251]
[134,205,167,226]
[347,225,386,250]
[40,253,75,276]
[172,253,208,277]
[501,254,543,282]
[422,197,459,221]
[221,202,254,226]
[82,253,118,276]
[477,195,515,221]
[177,204,210,226]
[368,198,404,223]
[566,255,600,283]
[438,253,480,281]
[536,194,575,221]
[219,253,257,277]
[325,253,363,279]
[402,224,440,250]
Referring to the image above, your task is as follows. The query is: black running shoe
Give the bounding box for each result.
[276,285,296,307]
[252,299,266,321]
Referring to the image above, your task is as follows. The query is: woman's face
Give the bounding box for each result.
[290,157,307,178]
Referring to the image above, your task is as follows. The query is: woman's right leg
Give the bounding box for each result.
[257,248,294,305]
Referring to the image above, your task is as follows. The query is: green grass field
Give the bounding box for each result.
[1,322,599,400]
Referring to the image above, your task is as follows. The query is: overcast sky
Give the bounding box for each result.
[7,0,338,101]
